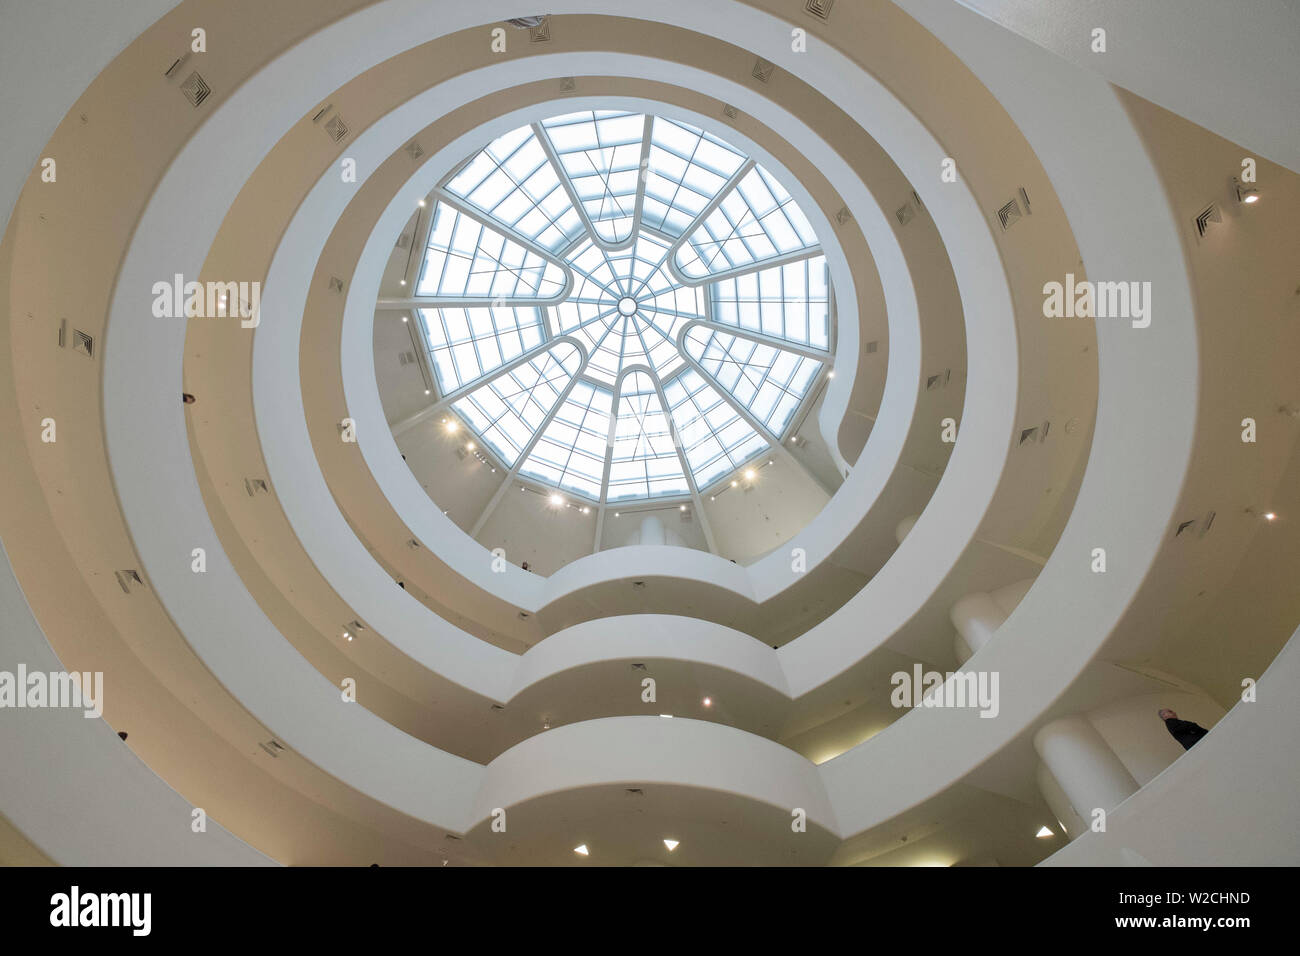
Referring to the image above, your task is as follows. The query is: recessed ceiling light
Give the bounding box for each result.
[445,420,458,432]
[581,506,589,514]
[466,442,475,451]
[343,630,352,642]
[424,389,431,395]
[744,468,756,481]
[399,279,406,286]
[730,480,738,488]
[680,504,686,511]
[573,844,589,856]
[663,839,679,851]
[417,199,427,207]
[702,697,712,707]
[828,370,836,378]
[401,315,408,322]
[1036,826,1054,838]
[614,511,620,517]
[1264,512,1277,521]
[767,460,773,466]
[550,493,564,506]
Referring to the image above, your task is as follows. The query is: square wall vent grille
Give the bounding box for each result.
[180,71,210,108]
[997,199,1022,231]
[1195,202,1222,237]
[805,0,834,20]
[324,114,349,143]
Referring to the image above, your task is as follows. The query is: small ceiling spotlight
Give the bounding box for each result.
[614,511,620,517]
[343,630,353,642]
[679,504,687,512]
[743,468,757,482]
[827,370,836,378]
[424,389,431,395]
[550,493,564,507]
[581,506,590,514]
[401,315,408,322]
[417,198,427,207]
[730,480,738,488]
[466,441,475,451]
[573,844,589,856]
[445,419,459,433]
[702,697,712,707]
[1233,178,1260,204]
[663,839,680,851]
[1264,512,1277,521]
[399,279,406,286]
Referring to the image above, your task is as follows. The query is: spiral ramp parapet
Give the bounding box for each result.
[1,0,1297,867]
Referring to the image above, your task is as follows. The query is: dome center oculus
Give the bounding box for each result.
[617,295,637,317]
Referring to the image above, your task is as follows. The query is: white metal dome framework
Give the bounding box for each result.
[399,111,832,504]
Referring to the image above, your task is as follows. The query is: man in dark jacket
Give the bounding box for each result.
[1158,709,1209,750]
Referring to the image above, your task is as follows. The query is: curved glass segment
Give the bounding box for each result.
[709,254,830,350]
[444,124,584,252]
[420,306,545,393]
[451,342,582,466]
[683,326,823,436]
[641,116,746,236]
[608,371,689,500]
[519,380,614,499]
[674,164,819,279]
[541,110,646,245]
[415,111,833,503]
[417,201,566,299]
[664,369,768,490]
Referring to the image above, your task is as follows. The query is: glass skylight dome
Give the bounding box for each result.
[408,110,834,504]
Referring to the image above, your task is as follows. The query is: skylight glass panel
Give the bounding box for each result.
[444,125,584,252]
[607,371,689,500]
[417,202,567,299]
[663,368,767,489]
[684,327,822,436]
[420,306,545,393]
[674,164,819,279]
[642,117,746,237]
[543,111,646,245]
[422,110,833,506]
[451,342,581,465]
[519,380,613,499]
[709,255,830,350]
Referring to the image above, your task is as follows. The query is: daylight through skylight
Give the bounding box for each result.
[408,110,833,503]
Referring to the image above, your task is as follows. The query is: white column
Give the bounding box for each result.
[1034,716,1139,825]
[1036,762,1086,841]
[639,515,666,546]
[894,514,919,544]
[950,576,1036,663]
[950,591,1005,663]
